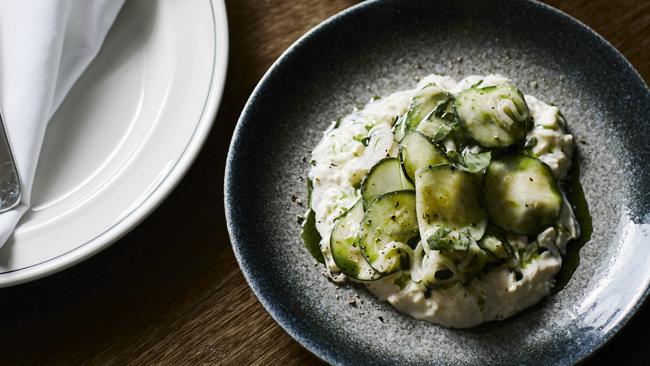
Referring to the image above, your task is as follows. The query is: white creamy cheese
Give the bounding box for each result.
[308,74,579,327]
[525,95,574,180]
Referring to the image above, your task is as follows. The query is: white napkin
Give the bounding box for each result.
[0,0,125,246]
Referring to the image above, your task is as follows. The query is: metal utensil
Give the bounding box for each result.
[0,111,20,213]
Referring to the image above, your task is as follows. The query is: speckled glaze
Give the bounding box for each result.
[225,0,650,364]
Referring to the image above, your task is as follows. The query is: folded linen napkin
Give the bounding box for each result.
[0,0,125,246]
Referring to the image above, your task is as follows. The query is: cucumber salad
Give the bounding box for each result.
[304,74,580,328]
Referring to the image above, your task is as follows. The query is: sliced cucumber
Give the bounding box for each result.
[454,84,530,148]
[399,132,448,182]
[359,190,418,274]
[415,118,452,143]
[415,165,487,250]
[414,97,455,140]
[405,90,452,131]
[483,154,562,235]
[361,158,414,206]
[330,200,381,280]
[394,88,452,141]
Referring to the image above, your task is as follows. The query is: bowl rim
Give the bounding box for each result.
[225,0,650,364]
[1,0,229,287]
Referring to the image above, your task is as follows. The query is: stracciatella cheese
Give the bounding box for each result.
[308,74,579,328]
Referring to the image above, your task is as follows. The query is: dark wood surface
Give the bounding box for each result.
[0,1,647,365]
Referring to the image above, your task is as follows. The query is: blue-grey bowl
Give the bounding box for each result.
[225,0,650,364]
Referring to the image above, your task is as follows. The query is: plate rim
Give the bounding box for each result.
[225,0,650,364]
[0,0,229,287]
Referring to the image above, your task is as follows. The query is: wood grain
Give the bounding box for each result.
[0,1,646,365]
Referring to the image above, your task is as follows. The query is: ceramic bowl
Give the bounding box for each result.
[225,0,650,364]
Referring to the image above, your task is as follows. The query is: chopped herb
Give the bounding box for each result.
[432,124,453,142]
[426,227,474,251]
[447,148,491,173]
[301,208,324,264]
[353,134,370,146]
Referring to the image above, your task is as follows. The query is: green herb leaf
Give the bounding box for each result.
[301,208,325,264]
[431,124,453,143]
[426,227,473,251]
[447,148,491,173]
[393,272,411,289]
[353,134,371,146]
[461,149,491,173]
[470,79,484,88]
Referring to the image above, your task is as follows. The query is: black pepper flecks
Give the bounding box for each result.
[347,297,358,307]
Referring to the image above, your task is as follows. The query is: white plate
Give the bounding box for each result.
[0,0,228,287]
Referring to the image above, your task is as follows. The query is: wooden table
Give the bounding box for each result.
[0,1,647,364]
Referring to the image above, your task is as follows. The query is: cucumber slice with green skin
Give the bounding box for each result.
[399,132,448,182]
[415,118,452,143]
[484,154,562,235]
[330,200,382,280]
[414,97,456,139]
[394,89,453,142]
[415,165,487,249]
[405,90,453,131]
[359,190,418,274]
[454,84,531,148]
[361,158,414,206]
